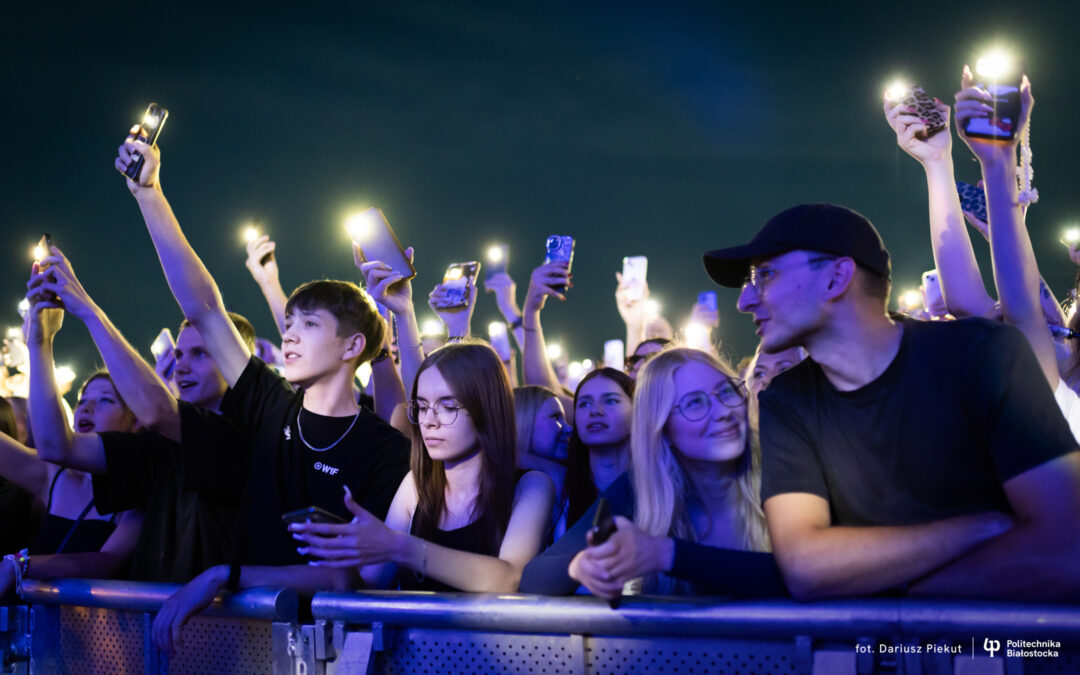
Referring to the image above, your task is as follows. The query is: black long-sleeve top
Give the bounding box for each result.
[519,472,788,597]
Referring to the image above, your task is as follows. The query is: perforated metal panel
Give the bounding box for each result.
[375,628,582,674]
[585,636,798,675]
[31,606,144,674]
[1017,649,1080,673]
[167,615,274,674]
[28,605,275,675]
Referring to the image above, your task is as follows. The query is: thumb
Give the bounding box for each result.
[343,485,367,519]
[405,247,415,264]
[961,65,974,90]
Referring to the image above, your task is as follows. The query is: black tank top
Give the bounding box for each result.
[30,469,116,555]
[399,516,497,592]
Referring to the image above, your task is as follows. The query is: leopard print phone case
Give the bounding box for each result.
[899,86,947,138]
[956,181,988,222]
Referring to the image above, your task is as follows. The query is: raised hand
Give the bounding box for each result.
[883,91,952,166]
[244,234,280,288]
[955,66,1033,167]
[114,125,162,193]
[524,262,571,314]
[356,244,415,316]
[428,276,477,339]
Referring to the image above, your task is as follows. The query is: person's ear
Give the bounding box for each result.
[823,258,856,301]
[342,333,367,361]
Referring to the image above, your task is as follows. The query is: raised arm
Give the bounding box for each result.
[615,272,649,357]
[484,272,525,351]
[115,129,250,387]
[883,91,995,318]
[356,245,424,409]
[521,263,574,420]
[244,234,288,336]
[33,247,182,441]
[954,73,1057,385]
[763,493,1013,600]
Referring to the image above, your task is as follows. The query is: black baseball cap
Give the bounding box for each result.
[702,204,891,288]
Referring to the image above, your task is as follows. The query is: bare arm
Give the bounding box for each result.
[25,509,143,580]
[522,263,574,420]
[909,452,1080,599]
[883,93,995,318]
[34,248,182,440]
[764,492,1012,601]
[244,234,288,336]
[115,133,250,387]
[955,75,1057,386]
[356,245,424,401]
[0,426,52,498]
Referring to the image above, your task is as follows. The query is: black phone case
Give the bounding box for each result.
[124,103,169,182]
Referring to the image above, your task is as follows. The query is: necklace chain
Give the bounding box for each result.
[295,407,360,452]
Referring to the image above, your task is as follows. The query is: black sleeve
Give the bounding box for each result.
[177,402,250,502]
[669,541,788,597]
[969,324,1079,480]
[220,356,298,435]
[758,384,828,503]
[519,473,634,595]
[353,420,411,520]
[92,430,177,514]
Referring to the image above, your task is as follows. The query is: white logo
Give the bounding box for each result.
[283,425,292,440]
[984,638,1001,658]
[313,461,340,476]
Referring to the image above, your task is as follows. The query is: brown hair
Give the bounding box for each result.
[179,312,257,353]
[409,341,517,550]
[77,370,137,430]
[286,280,386,364]
[562,367,635,526]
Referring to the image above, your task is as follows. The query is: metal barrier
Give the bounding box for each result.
[2,579,297,675]
[3,582,1080,674]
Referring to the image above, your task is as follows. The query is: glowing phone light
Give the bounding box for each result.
[546,343,564,361]
[899,289,923,311]
[581,358,593,370]
[55,365,76,387]
[345,211,377,242]
[32,244,45,262]
[487,245,504,263]
[975,51,1013,79]
[685,322,710,349]
[645,300,661,320]
[1063,228,1080,245]
[488,322,507,338]
[242,226,259,243]
[885,81,910,102]
[7,327,21,339]
[421,318,445,337]
[445,267,463,281]
[17,298,30,315]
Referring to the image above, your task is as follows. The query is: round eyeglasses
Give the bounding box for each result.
[672,380,747,422]
[406,400,464,425]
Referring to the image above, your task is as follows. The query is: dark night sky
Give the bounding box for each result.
[4,2,1079,390]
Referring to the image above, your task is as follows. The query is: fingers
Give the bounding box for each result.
[296,541,364,560]
[309,558,367,568]
[405,247,414,264]
[342,484,368,519]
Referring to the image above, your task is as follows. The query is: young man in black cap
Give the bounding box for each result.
[704,204,1080,601]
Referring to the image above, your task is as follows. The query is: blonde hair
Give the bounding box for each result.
[630,347,770,553]
[513,385,558,463]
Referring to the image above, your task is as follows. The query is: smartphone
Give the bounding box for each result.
[124,103,169,182]
[621,256,648,302]
[488,322,512,361]
[485,244,509,280]
[697,291,718,313]
[922,269,945,318]
[894,86,947,138]
[36,234,58,303]
[281,506,346,526]
[956,181,988,223]
[963,64,1022,141]
[151,328,175,359]
[603,339,624,370]
[543,235,575,293]
[590,497,617,546]
[440,261,481,308]
[348,208,416,282]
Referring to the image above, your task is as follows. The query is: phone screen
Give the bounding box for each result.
[486,244,509,279]
[603,339,624,370]
[440,262,481,308]
[963,82,1021,140]
[622,256,648,302]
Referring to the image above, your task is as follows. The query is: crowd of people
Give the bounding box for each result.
[1,66,1078,656]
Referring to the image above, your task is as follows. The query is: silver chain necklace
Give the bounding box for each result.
[295,407,361,452]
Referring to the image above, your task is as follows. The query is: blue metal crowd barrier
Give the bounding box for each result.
[2,580,1079,674]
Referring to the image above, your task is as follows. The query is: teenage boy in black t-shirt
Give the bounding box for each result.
[703,203,1080,602]
[115,129,410,657]
[28,248,247,583]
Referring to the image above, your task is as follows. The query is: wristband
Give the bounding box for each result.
[509,316,523,330]
[446,335,467,344]
[372,347,391,364]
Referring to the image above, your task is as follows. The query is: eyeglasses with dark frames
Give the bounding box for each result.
[671,380,748,422]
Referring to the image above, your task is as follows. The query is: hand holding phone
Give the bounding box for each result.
[121,103,169,184]
[960,58,1024,141]
[437,262,482,309]
[543,236,575,293]
[281,506,347,526]
[348,208,416,282]
[589,498,621,608]
[621,257,648,302]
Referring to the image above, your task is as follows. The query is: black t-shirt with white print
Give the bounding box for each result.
[186,356,410,567]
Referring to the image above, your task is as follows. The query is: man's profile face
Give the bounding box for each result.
[736,250,833,353]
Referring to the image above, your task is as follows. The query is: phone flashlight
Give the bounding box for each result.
[546,343,564,360]
[975,50,1013,80]
[243,226,259,244]
[899,289,923,311]
[344,211,376,242]
[685,322,710,350]
[645,299,661,320]
[17,298,30,318]
[885,80,910,102]
[421,318,444,337]
[487,246,504,263]
[1062,228,1080,246]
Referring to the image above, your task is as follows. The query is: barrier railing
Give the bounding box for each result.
[3,581,1079,674]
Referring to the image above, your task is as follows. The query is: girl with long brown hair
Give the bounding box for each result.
[291,342,555,592]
